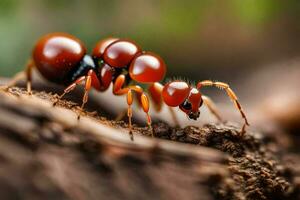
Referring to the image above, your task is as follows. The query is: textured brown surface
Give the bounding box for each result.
[0,85,299,200]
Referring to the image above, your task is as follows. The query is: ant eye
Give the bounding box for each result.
[182,100,192,110]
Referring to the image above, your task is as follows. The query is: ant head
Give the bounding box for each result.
[179,88,202,120]
[162,81,203,120]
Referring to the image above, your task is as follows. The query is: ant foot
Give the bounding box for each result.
[239,123,247,137]
[149,126,154,138]
[129,130,134,141]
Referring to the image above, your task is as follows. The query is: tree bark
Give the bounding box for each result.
[0,83,299,200]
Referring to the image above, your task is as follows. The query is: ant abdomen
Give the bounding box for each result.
[33,32,86,84]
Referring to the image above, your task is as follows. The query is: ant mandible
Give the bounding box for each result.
[3,32,249,140]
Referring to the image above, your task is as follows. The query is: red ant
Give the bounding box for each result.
[3,32,249,140]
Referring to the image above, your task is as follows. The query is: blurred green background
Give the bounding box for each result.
[0,0,300,82]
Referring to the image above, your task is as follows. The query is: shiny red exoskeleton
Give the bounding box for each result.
[8,32,249,140]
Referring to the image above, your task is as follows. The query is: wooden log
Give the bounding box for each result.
[0,80,299,200]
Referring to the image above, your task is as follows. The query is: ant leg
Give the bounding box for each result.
[202,95,223,122]
[77,70,93,120]
[113,75,134,140]
[127,89,134,141]
[133,91,155,137]
[0,71,25,92]
[113,74,154,139]
[53,76,85,106]
[140,93,154,137]
[198,80,249,134]
[25,60,34,95]
[149,82,179,126]
[0,60,34,93]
